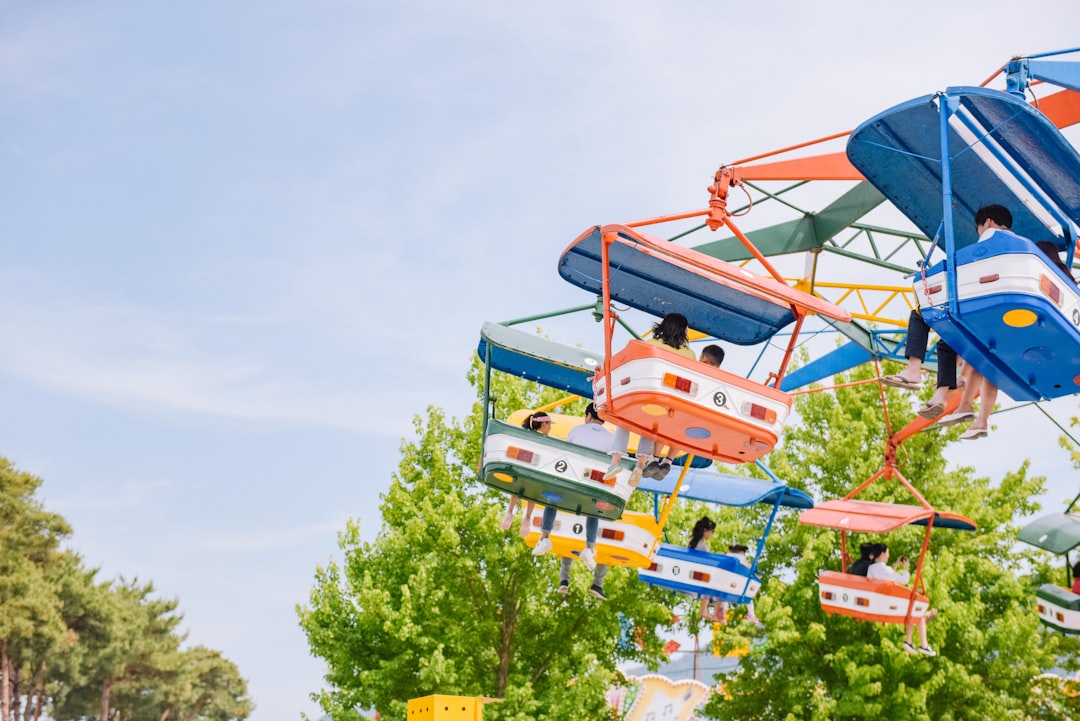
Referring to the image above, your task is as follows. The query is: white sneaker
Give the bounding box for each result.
[578,547,597,570]
[532,537,553,556]
[938,410,975,427]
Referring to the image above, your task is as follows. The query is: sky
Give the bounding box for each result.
[2,2,1080,719]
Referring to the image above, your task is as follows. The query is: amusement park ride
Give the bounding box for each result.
[474,46,1080,647]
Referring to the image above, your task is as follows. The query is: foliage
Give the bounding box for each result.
[701,361,1080,721]
[299,356,679,721]
[0,457,251,721]
[302,342,1080,720]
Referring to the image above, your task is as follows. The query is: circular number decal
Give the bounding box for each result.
[671,565,681,577]
[1073,308,1080,327]
[554,460,567,473]
[573,523,583,535]
[713,391,727,407]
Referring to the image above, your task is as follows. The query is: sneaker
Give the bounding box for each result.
[603,460,622,482]
[578,547,597,570]
[588,585,607,601]
[959,426,988,440]
[937,410,975,427]
[532,537,553,556]
[902,641,918,655]
[628,466,642,488]
[655,460,672,479]
[918,645,937,657]
[643,461,664,479]
[499,512,514,531]
[557,580,569,595]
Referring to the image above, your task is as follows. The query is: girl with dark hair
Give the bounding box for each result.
[500,412,553,533]
[604,313,697,483]
[867,544,938,655]
[1071,562,1080,594]
[848,542,881,577]
[689,517,725,622]
[650,313,695,359]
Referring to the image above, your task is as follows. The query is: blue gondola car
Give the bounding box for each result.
[636,471,813,605]
[847,86,1080,401]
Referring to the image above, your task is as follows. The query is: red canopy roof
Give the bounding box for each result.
[799,499,977,533]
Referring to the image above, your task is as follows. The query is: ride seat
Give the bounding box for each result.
[817,570,930,624]
[594,339,792,464]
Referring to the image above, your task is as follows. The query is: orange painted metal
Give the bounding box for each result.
[1037,88,1080,129]
[734,152,863,181]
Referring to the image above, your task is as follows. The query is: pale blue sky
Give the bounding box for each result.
[2,2,1080,719]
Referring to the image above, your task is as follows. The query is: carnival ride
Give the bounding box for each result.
[1019,491,1080,634]
[475,46,1080,648]
[635,469,812,607]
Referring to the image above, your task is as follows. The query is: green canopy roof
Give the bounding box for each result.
[1018,512,1080,554]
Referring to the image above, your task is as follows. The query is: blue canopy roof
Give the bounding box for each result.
[847,86,1080,252]
[477,321,601,398]
[557,225,850,345]
[637,470,814,510]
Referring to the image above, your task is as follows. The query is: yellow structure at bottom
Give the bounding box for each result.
[408,694,492,721]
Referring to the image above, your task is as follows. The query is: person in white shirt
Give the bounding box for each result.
[535,403,613,600]
[867,544,938,656]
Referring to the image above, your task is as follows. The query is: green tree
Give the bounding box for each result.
[299,359,678,721]
[702,362,1080,721]
[0,458,71,721]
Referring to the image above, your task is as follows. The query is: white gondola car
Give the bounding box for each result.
[481,419,636,520]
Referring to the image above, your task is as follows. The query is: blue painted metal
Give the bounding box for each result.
[847,86,1080,401]
[847,86,1080,253]
[558,226,797,345]
[639,467,811,601]
[643,544,762,604]
[779,341,874,391]
[920,232,1080,401]
[637,469,814,510]
[477,321,601,398]
[1007,58,1080,95]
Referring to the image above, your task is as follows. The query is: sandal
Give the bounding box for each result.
[917,402,946,420]
[882,374,922,391]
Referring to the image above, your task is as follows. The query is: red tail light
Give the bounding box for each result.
[742,402,777,424]
[506,446,536,464]
[821,590,834,601]
[927,284,942,294]
[662,373,696,394]
[587,468,614,485]
[601,528,625,541]
[856,597,870,607]
[647,562,660,572]
[1040,274,1063,305]
[691,571,711,582]
[979,274,1000,283]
